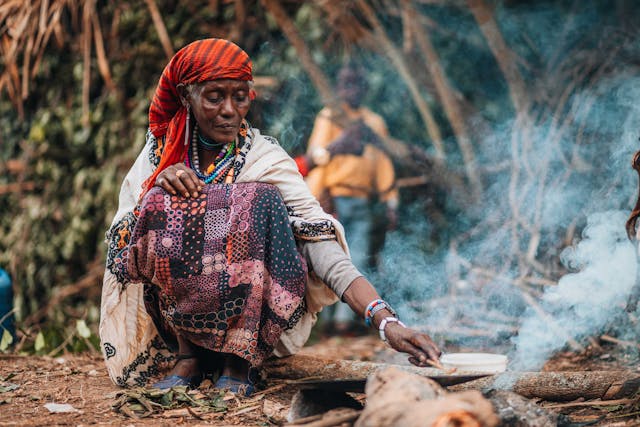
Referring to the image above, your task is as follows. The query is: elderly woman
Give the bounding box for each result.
[100,38,440,396]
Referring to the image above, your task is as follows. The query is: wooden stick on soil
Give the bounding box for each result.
[285,409,362,427]
[600,334,640,350]
[426,358,457,374]
[542,397,639,409]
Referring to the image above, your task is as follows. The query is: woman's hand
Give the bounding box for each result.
[382,322,442,367]
[341,277,442,367]
[155,164,204,198]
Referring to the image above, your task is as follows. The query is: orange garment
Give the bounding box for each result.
[305,106,398,203]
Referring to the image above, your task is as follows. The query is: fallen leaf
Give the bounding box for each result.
[0,329,13,351]
[1,373,16,382]
[263,398,287,423]
[0,382,19,393]
[189,391,207,400]
[76,320,91,339]
[161,408,191,418]
[34,332,45,352]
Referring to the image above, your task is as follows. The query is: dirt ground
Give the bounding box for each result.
[0,335,638,426]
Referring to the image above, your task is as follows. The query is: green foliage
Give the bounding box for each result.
[0,2,158,331]
[0,0,323,348]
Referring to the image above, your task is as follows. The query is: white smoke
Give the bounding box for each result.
[510,210,637,371]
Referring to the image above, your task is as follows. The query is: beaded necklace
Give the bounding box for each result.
[185,124,238,184]
[198,132,225,150]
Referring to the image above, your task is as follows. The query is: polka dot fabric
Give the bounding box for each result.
[125,182,307,367]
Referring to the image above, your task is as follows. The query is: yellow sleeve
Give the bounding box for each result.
[307,108,335,151]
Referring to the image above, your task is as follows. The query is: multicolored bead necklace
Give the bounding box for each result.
[185,123,238,184]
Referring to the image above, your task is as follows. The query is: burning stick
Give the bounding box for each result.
[426,358,457,374]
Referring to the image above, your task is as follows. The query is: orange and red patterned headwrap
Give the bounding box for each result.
[142,38,254,197]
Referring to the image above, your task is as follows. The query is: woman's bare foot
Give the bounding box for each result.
[215,354,254,396]
[167,355,200,378]
[221,354,250,380]
[167,334,201,378]
[152,335,203,389]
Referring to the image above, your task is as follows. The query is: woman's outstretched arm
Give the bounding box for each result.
[303,240,441,365]
[342,276,441,366]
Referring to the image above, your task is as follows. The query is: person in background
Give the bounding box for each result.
[296,62,399,330]
[100,38,440,397]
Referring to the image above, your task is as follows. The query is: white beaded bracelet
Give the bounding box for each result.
[378,316,406,342]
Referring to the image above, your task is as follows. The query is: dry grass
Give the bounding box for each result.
[0,0,70,118]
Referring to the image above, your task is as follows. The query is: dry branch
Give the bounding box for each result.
[290,409,362,427]
[402,0,481,195]
[261,0,336,109]
[23,257,104,326]
[354,0,445,161]
[516,284,585,352]
[90,7,114,90]
[542,397,639,409]
[467,0,529,115]
[452,255,582,351]
[144,0,174,59]
[600,334,640,351]
[81,0,93,128]
[0,0,66,117]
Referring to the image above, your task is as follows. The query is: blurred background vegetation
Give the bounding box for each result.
[1,0,639,355]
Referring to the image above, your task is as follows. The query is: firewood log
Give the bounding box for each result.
[262,355,640,402]
[263,354,443,380]
[450,370,640,402]
[355,367,499,427]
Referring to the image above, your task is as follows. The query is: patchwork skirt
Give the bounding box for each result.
[120,182,307,367]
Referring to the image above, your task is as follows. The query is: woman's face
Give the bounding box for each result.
[187,79,251,143]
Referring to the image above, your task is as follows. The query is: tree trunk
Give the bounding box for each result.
[355,0,446,162]
[466,0,529,115]
[260,0,337,110]
[402,0,481,196]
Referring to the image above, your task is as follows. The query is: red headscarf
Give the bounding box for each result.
[141,38,254,197]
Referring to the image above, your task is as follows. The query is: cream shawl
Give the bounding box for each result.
[99,128,347,386]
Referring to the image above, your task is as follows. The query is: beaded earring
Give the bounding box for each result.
[184,104,191,146]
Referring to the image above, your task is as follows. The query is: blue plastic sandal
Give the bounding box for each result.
[152,354,202,390]
[214,375,255,397]
[152,374,202,390]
